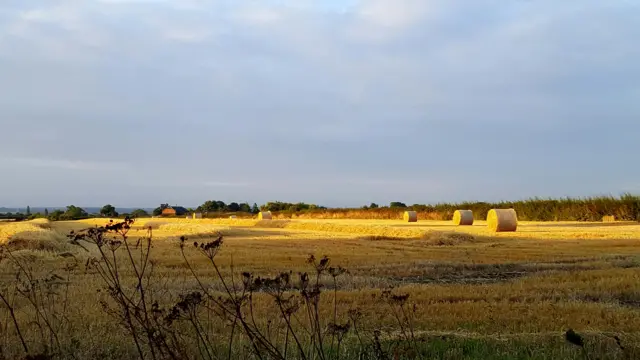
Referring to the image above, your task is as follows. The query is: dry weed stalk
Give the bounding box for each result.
[0,246,76,360]
[66,218,420,360]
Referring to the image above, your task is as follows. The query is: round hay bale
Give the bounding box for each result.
[487,209,517,232]
[452,210,474,226]
[403,211,417,222]
[258,211,272,220]
[602,215,616,223]
[229,215,238,219]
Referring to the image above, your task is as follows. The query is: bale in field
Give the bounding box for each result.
[229,215,238,219]
[602,215,616,222]
[452,210,474,226]
[258,211,272,220]
[487,209,517,232]
[403,211,418,223]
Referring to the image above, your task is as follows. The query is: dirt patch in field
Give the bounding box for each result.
[421,231,477,245]
[576,293,640,308]
[380,256,640,285]
[358,231,478,245]
[357,235,409,241]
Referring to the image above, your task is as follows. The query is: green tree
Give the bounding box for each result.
[63,205,88,220]
[390,202,407,208]
[228,202,240,212]
[48,209,64,221]
[239,203,251,213]
[26,206,31,216]
[100,204,119,217]
[198,200,227,213]
[369,203,379,209]
[131,209,150,218]
[251,203,260,214]
[44,208,49,216]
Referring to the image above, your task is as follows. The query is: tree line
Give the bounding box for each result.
[145,195,640,221]
[318,194,640,222]
[1,205,150,221]
[3,194,639,222]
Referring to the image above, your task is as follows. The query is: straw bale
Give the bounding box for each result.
[403,211,418,222]
[487,209,517,232]
[452,210,474,226]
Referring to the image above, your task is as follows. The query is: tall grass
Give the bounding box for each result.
[275,195,640,222]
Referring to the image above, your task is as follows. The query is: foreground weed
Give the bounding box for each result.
[0,246,76,359]
[67,218,420,360]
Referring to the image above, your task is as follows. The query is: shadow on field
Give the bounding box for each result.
[408,332,637,360]
[378,254,640,286]
[388,223,464,228]
[3,231,68,252]
[524,221,639,228]
[157,227,305,240]
[252,220,291,228]
[357,231,489,246]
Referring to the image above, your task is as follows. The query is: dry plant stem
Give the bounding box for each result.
[179,246,274,360]
[275,298,306,359]
[74,222,184,360]
[95,239,146,360]
[332,277,338,351]
[246,294,269,360]
[190,313,213,360]
[121,229,157,360]
[227,317,238,360]
[8,251,65,356]
[0,291,28,354]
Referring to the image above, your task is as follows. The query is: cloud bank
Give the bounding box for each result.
[0,0,638,207]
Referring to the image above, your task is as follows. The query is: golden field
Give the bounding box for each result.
[2,217,640,358]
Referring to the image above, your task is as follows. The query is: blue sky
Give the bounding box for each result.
[0,0,638,208]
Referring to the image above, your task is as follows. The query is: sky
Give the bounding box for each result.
[0,0,639,208]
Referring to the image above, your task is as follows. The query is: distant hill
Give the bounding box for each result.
[0,207,155,214]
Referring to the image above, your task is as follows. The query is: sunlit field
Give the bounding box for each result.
[2,217,640,359]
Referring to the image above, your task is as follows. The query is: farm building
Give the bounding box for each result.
[161,206,189,217]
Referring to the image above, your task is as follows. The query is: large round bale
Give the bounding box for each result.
[487,209,518,232]
[258,211,272,220]
[403,211,418,223]
[452,210,474,226]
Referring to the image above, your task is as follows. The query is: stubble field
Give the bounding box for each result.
[2,217,640,359]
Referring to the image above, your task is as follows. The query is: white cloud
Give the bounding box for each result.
[164,27,212,43]
[346,0,437,42]
[356,0,433,28]
[0,157,130,171]
[0,0,638,206]
[1,3,109,60]
[20,6,79,26]
[232,5,285,26]
[97,0,168,3]
[202,181,252,188]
